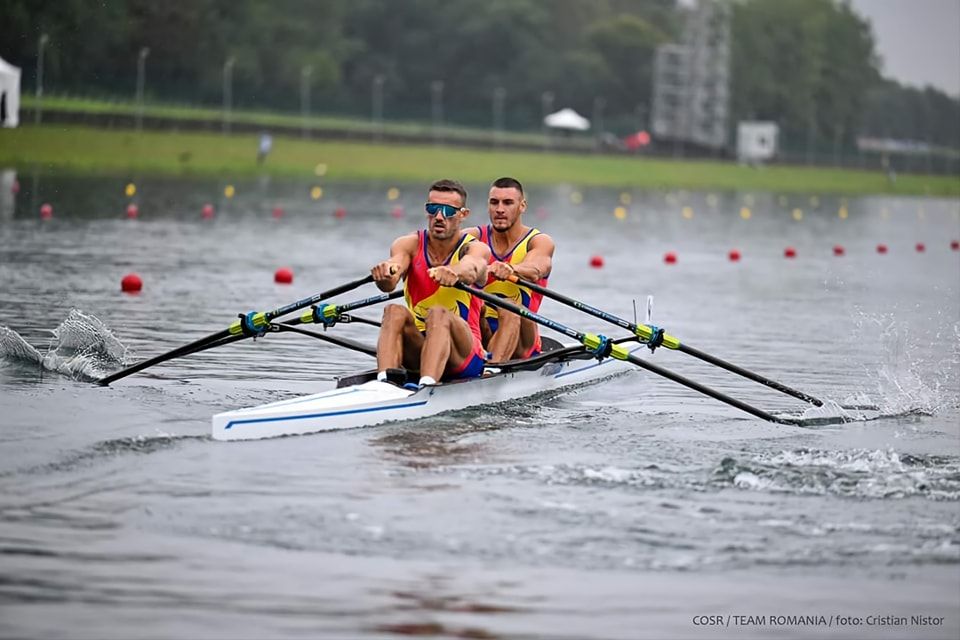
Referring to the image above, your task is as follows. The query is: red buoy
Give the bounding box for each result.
[272,206,284,219]
[201,203,215,219]
[784,247,797,259]
[121,273,143,293]
[664,251,677,264]
[40,203,53,219]
[126,203,139,219]
[11,180,20,194]
[390,205,404,219]
[274,267,294,284]
[334,207,347,219]
[876,243,888,254]
[728,249,741,262]
[589,255,604,268]
[915,242,926,253]
[951,240,959,251]
[833,245,845,256]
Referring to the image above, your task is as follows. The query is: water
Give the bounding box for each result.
[1,175,959,639]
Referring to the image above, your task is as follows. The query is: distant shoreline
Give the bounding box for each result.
[1,124,957,197]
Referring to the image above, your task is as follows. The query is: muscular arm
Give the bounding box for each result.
[454,240,491,285]
[371,234,417,292]
[490,233,555,282]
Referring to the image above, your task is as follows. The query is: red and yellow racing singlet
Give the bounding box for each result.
[477,224,549,316]
[404,230,483,343]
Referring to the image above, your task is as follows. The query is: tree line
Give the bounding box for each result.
[3,0,957,150]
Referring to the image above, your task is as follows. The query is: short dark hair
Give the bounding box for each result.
[429,179,467,204]
[491,177,524,195]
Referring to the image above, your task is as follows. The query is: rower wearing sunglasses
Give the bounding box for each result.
[371,179,491,389]
[467,177,555,363]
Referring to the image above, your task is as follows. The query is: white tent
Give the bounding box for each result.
[0,57,21,128]
[543,108,590,131]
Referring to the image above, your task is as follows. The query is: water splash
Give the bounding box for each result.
[851,312,960,416]
[0,309,128,382]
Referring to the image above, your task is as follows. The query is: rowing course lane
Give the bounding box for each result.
[0,178,958,639]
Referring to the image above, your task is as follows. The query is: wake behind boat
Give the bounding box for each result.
[212,338,640,442]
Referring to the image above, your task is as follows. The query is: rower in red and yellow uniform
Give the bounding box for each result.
[371,179,491,388]
[468,177,555,362]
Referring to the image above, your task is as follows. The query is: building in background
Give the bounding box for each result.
[736,122,779,164]
[651,0,730,152]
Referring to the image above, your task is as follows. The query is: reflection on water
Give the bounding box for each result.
[0,174,958,639]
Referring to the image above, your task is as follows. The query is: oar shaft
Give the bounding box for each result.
[287,290,403,327]
[625,353,796,425]
[512,276,823,407]
[99,274,376,385]
[459,282,797,426]
[97,328,231,385]
[677,343,822,406]
[266,274,374,321]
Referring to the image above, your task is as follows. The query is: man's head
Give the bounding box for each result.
[425,179,469,241]
[488,177,526,232]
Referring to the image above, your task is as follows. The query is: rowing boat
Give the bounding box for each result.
[211,339,641,442]
[100,274,868,433]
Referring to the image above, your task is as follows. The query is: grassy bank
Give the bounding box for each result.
[1,124,957,196]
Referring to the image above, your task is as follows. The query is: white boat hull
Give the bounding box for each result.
[212,348,638,441]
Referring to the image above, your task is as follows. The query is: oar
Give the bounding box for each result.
[137,289,404,365]
[507,276,826,407]
[98,274,375,385]
[284,290,403,328]
[457,283,801,426]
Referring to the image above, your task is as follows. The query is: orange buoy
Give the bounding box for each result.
[121,273,143,293]
[274,267,294,284]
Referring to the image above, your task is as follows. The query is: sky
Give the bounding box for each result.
[845,0,959,96]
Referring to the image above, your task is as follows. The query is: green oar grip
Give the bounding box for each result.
[633,324,680,349]
[581,333,631,361]
[300,304,338,326]
[228,311,269,336]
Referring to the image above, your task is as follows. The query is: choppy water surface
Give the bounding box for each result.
[1,175,959,639]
